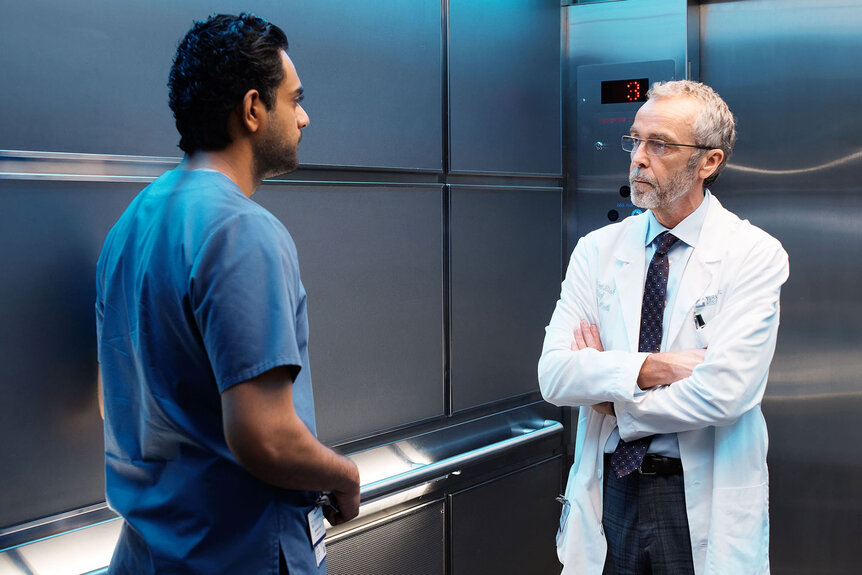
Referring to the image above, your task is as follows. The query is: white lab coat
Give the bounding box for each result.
[538,195,789,575]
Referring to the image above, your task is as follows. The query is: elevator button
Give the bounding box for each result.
[608,209,620,222]
[620,185,631,198]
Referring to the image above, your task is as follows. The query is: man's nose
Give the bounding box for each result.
[631,144,649,168]
[297,104,310,129]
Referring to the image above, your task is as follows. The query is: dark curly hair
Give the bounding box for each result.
[168,13,288,154]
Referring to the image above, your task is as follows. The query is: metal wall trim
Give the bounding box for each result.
[359,419,563,502]
[325,498,445,545]
[447,183,564,192]
[0,504,117,553]
[0,150,445,183]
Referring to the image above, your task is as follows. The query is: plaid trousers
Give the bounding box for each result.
[602,455,695,575]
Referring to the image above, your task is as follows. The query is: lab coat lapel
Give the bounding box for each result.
[612,216,648,353]
[666,196,730,347]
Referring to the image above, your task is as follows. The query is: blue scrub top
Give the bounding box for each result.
[96,169,323,574]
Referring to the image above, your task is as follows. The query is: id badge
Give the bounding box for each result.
[313,540,327,567]
[307,505,326,547]
[307,505,327,566]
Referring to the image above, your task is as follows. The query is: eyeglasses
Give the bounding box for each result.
[621,135,712,157]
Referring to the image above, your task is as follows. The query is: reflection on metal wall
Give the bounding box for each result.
[700,1,862,572]
[255,184,445,443]
[0,180,136,529]
[449,0,562,175]
[450,186,562,412]
[0,0,443,170]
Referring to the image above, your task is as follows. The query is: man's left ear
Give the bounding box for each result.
[699,149,724,181]
[238,89,264,134]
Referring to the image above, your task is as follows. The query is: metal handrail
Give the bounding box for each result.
[360,419,563,502]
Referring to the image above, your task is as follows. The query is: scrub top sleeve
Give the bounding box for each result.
[190,212,304,392]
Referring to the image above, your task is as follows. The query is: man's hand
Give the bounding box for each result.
[570,320,614,416]
[327,477,361,525]
[637,349,706,389]
[222,366,362,517]
[571,319,603,352]
[591,401,615,416]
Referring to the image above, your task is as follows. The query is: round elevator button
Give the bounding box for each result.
[608,209,620,222]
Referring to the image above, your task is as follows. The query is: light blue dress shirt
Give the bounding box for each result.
[604,190,712,457]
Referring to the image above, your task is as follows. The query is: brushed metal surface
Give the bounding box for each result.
[449,186,563,412]
[448,0,562,175]
[700,1,862,572]
[327,501,445,575]
[254,184,445,444]
[0,180,138,531]
[0,0,442,171]
[450,457,563,575]
[359,419,562,501]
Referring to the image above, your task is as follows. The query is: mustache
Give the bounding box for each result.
[630,169,656,186]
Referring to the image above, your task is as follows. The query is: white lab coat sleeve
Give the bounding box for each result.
[538,233,649,407]
[615,235,789,437]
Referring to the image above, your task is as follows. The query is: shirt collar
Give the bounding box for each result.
[644,189,711,249]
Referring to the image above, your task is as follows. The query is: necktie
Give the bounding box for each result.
[610,232,680,478]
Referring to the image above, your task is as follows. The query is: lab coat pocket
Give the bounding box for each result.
[694,320,714,349]
[555,495,571,550]
[707,484,769,573]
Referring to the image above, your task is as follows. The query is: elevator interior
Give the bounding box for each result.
[0,1,565,574]
[1,0,861,574]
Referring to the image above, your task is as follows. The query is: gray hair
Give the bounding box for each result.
[647,80,736,188]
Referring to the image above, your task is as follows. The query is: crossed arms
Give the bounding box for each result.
[570,319,705,416]
[538,229,789,438]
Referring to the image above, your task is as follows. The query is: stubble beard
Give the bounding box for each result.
[630,161,699,211]
[253,130,299,182]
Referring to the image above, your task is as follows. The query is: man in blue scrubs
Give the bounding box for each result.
[96,14,359,574]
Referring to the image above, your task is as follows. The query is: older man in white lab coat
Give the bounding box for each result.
[539,81,788,575]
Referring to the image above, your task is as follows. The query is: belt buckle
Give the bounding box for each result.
[637,456,657,476]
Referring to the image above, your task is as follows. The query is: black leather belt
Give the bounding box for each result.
[605,453,684,476]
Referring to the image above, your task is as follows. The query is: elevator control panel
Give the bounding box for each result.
[576,60,675,232]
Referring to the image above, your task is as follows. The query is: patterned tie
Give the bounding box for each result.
[610,231,680,478]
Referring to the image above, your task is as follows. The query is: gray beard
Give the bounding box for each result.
[630,164,698,211]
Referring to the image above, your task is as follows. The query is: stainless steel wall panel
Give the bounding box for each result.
[448,0,562,175]
[287,1,442,170]
[0,180,138,530]
[0,0,442,171]
[254,184,445,443]
[699,2,862,570]
[450,457,563,575]
[0,1,188,157]
[449,186,562,412]
[567,0,690,76]
[327,501,445,575]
